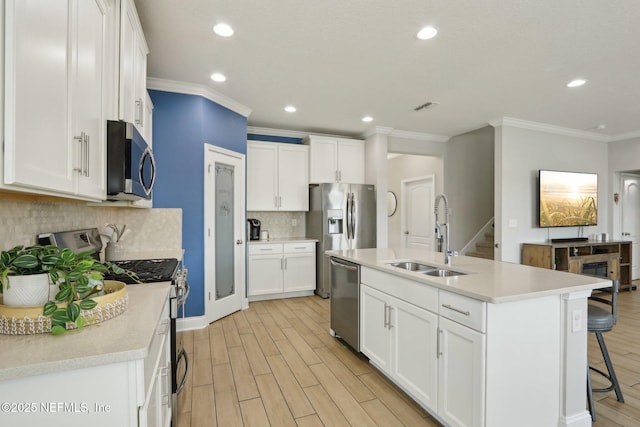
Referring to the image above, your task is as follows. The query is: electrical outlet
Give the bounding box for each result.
[572,309,582,332]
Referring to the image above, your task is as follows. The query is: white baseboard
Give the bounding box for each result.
[176,315,208,332]
[248,290,314,302]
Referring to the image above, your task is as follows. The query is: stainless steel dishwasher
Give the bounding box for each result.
[329,256,360,351]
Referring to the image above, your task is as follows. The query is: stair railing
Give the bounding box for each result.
[460,217,495,256]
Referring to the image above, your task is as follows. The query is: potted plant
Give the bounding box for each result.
[0,245,60,306]
[0,245,131,334]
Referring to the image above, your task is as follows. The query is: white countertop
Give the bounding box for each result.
[248,237,317,244]
[326,247,611,303]
[0,282,171,381]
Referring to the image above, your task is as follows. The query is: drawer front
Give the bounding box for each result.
[439,290,486,333]
[283,242,315,254]
[248,243,283,255]
[361,267,438,313]
[143,298,170,397]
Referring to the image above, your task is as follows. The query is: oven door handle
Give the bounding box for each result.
[176,348,189,394]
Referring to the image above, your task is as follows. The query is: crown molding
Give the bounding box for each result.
[489,117,610,143]
[247,127,309,139]
[609,130,640,142]
[361,126,450,143]
[248,127,361,139]
[147,77,252,118]
[389,129,450,143]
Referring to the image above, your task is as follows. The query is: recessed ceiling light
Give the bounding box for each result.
[284,105,297,113]
[567,78,586,88]
[210,73,226,82]
[362,116,373,123]
[417,26,438,40]
[213,23,234,37]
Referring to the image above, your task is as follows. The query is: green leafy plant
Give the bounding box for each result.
[0,245,132,335]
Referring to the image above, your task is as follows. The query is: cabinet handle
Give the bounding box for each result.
[73,133,84,173]
[279,196,282,208]
[335,170,339,182]
[160,366,170,406]
[441,304,470,316]
[383,304,388,328]
[135,99,142,125]
[437,328,443,358]
[157,319,170,335]
[84,133,90,177]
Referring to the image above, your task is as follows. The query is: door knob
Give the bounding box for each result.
[236,239,243,245]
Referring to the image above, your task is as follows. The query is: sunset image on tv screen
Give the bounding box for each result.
[539,171,598,227]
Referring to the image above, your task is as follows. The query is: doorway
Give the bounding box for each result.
[621,173,640,279]
[204,144,247,324]
[401,175,435,249]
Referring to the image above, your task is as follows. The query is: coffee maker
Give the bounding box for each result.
[247,218,261,241]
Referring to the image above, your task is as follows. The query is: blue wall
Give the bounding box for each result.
[149,90,247,317]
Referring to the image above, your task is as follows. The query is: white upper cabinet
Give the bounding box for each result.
[247,141,309,211]
[3,0,112,200]
[305,135,364,184]
[119,0,149,136]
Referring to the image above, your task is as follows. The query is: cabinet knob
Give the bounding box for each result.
[236,239,243,245]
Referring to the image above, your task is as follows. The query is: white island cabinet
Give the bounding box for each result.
[0,283,172,427]
[330,247,609,427]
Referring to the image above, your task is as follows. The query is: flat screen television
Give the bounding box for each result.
[538,170,598,227]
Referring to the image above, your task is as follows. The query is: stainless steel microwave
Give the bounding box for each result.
[106,120,156,200]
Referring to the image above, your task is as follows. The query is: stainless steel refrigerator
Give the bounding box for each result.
[306,183,376,297]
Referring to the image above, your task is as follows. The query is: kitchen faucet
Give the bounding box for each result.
[434,193,456,266]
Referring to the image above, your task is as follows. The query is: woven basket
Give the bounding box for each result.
[0,280,128,335]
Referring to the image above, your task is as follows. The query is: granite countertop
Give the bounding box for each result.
[0,282,171,381]
[248,237,318,244]
[326,247,611,304]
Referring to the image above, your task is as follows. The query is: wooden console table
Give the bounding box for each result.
[522,240,634,291]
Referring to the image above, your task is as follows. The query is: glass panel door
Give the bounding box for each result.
[215,162,234,299]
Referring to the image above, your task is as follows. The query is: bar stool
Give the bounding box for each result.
[586,279,624,421]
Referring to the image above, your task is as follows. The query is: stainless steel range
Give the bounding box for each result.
[38,228,190,426]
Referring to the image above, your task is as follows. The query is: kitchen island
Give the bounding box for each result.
[327,247,610,427]
[0,282,171,427]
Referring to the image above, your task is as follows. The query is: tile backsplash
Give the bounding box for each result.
[0,194,182,253]
[247,211,306,238]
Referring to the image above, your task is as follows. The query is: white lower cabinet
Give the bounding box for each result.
[360,284,438,412]
[248,242,316,300]
[438,317,486,427]
[360,267,486,427]
[0,296,171,427]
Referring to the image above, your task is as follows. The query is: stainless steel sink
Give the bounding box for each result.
[388,261,435,272]
[421,269,465,277]
[387,261,466,277]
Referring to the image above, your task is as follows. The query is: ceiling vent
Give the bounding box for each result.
[413,101,439,111]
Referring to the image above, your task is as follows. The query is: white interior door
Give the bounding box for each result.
[401,175,435,249]
[204,145,246,323]
[622,173,640,279]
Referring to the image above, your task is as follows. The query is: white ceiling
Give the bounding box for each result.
[134,0,640,140]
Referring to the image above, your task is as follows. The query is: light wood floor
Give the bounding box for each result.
[176,289,640,426]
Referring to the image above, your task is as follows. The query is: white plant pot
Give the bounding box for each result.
[2,273,51,307]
